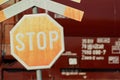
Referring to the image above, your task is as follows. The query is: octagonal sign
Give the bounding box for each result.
[10,14,64,70]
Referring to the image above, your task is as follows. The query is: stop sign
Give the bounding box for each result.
[10,14,64,70]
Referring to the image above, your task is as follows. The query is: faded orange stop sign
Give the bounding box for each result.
[10,14,64,70]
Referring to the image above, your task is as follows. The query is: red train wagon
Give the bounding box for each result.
[0,0,120,80]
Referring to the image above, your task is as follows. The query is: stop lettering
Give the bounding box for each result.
[15,31,58,51]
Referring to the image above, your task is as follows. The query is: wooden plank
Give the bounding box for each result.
[0,0,84,22]
[64,6,84,21]
[0,11,6,22]
[0,0,9,5]
[0,0,34,22]
[36,0,84,21]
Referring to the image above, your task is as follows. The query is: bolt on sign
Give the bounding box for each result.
[10,14,64,70]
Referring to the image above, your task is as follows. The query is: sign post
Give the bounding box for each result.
[36,70,42,80]
[31,5,42,80]
[10,14,65,80]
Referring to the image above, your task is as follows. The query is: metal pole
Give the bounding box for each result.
[32,6,42,80]
[36,70,42,80]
